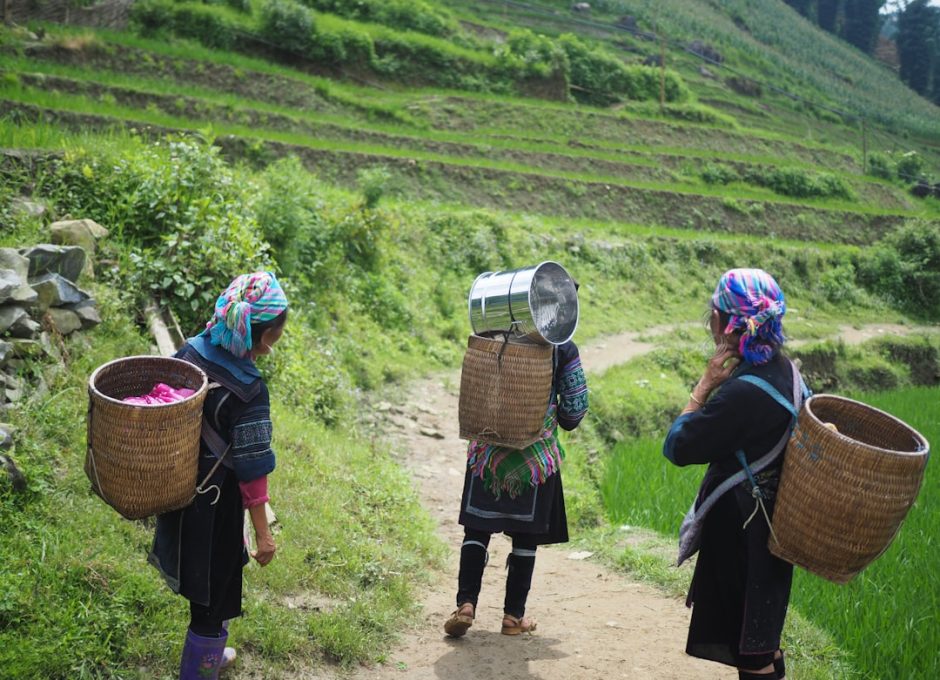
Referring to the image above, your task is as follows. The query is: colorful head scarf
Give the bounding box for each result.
[206,271,288,358]
[711,268,786,365]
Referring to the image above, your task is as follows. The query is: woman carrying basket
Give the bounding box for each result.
[149,272,288,680]
[444,339,588,637]
[662,269,808,680]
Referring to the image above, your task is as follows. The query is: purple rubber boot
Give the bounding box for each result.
[179,628,228,680]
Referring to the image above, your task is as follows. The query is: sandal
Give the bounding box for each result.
[444,603,475,638]
[501,613,537,635]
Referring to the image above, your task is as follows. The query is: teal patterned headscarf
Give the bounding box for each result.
[206,272,288,358]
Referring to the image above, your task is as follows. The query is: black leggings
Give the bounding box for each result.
[456,528,538,618]
[189,603,225,638]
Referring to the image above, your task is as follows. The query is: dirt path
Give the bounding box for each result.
[355,377,730,680]
[340,322,934,679]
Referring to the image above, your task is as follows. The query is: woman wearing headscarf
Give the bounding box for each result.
[444,339,588,638]
[662,269,808,680]
[150,272,288,680]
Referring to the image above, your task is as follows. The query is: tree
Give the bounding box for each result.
[896,0,938,95]
[818,0,842,32]
[843,0,885,53]
[784,0,817,18]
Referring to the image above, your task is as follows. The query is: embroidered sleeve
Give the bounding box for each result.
[230,385,277,481]
[557,355,588,431]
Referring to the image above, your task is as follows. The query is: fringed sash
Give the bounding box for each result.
[467,403,564,499]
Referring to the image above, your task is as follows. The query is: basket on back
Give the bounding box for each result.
[771,394,929,584]
[458,334,553,449]
[86,356,208,520]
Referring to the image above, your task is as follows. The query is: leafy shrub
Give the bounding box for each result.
[867,152,894,180]
[132,0,241,49]
[357,165,392,210]
[817,261,861,304]
[743,167,852,200]
[256,156,317,274]
[557,33,688,105]
[259,0,317,55]
[41,138,271,331]
[700,163,739,185]
[858,220,940,319]
[896,151,927,183]
[499,29,569,80]
[303,0,457,38]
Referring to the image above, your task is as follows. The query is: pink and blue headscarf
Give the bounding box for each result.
[206,271,288,358]
[712,268,786,365]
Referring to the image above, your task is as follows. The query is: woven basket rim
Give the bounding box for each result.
[804,393,929,457]
[88,355,209,409]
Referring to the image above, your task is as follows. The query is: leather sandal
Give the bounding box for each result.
[501,613,537,635]
[444,603,474,638]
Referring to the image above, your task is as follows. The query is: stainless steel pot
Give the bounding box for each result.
[468,261,579,345]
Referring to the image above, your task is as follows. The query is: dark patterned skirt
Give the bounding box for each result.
[457,466,568,545]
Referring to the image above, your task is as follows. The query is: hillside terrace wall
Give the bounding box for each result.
[3,0,132,29]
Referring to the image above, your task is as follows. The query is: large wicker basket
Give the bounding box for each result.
[771,394,929,584]
[86,356,209,520]
[458,334,554,449]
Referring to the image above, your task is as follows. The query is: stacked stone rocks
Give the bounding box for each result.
[0,219,108,411]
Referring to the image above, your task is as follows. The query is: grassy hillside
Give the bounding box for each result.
[0,0,938,677]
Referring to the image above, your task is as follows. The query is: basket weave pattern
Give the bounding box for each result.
[771,394,929,584]
[85,356,208,519]
[458,334,554,449]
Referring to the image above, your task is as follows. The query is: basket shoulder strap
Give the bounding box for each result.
[737,374,799,419]
[201,383,234,469]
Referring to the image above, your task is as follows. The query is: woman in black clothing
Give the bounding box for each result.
[663,268,806,680]
[444,339,588,637]
[150,272,288,680]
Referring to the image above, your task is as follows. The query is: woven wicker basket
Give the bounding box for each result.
[86,356,208,520]
[771,394,929,584]
[458,334,554,449]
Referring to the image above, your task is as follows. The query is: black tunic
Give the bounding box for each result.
[663,352,797,670]
[149,340,273,622]
[458,341,585,545]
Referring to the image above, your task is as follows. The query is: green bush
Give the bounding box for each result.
[817,261,861,305]
[743,167,852,200]
[256,156,319,274]
[499,29,569,80]
[357,165,392,210]
[558,33,688,105]
[867,152,894,180]
[858,220,940,319]
[896,151,927,183]
[700,162,740,185]
[259,0,317,55]
[132,0,242,50]
[41,138,271,332]
[303,0,458,38]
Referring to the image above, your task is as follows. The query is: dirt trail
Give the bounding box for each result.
[354,377,729,680]
[340,322,933,680]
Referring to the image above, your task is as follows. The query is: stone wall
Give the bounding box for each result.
[0,219,108,412]
[3,0,133,29]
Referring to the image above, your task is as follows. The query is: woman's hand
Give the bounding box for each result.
[697,345,741,397]
[248,502,276,566]
[251,529,276,566]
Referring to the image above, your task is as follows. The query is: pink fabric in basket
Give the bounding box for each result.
[123,383,196,406]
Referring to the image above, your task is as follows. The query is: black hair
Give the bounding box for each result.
[250,308,288,348]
